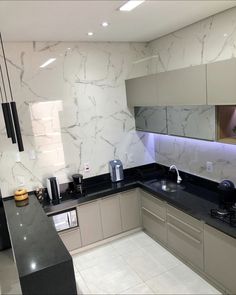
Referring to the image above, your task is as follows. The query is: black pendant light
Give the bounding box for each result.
[0,32,24,152]
[0,64,16,143]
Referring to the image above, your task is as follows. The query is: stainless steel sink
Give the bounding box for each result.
[147,179,185,193]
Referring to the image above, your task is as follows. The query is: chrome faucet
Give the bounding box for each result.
[169,165,182,184]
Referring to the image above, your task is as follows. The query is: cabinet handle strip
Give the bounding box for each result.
[167,213,201,234]
[142,207,165,223]
[167,222,201,244]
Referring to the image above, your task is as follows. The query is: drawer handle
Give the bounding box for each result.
[167,222,201,244]
[167,213,201,234]
[142,207,165,223]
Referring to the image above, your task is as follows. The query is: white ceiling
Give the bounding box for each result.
[0,0,236,42]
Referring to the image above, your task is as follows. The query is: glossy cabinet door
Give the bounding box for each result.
[100,195,122,238]
[134,106,167,134]
[125,74,158,107]
[207,58,236,105]
[141,190,167,245]
[59,228,82,251]
[167,105,216,140]
[77,200,103,246]
[119,189,141,231]
[166,205,204,270]
[157,65,207,105]
[204,224,236,293]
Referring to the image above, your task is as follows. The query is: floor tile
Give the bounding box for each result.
[146,264,220,294]
[73,243,118,272]
[121,283,154,294]
[125,251,167,281]
[75,271,91,294]
[130,231,158,248]
[80,256,142,294]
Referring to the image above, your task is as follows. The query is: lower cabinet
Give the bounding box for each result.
[59,228,82,251]
[100,195,122,239]
[140,190,167,244]
[119,189,141,232]
[204,224,236,294]
[77,200,103,246]
[166,205,204,270]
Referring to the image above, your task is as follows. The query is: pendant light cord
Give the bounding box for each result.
[0,65,7,102]
[0,33,13,102]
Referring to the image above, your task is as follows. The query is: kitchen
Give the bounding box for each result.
[1,0,236,294]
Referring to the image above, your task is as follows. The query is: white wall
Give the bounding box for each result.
[148,7,236,184]
[0,42,155,197]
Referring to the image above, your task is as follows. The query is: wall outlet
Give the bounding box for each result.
[83,163,90,173]
[206,161,213,173]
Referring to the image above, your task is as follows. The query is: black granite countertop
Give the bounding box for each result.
[43,164,236,239]
[3,195,72,278]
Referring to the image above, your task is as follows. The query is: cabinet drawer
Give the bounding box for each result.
[142,207,167,244]
[167,205,203,240]
[141,190,166,220]
[167,206,203,270]
[59,228,82,251]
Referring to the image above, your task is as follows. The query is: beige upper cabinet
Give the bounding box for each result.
[207,58,236,105]
[125,65,207,107]
[125,74,158,107]
[157,65,207,106]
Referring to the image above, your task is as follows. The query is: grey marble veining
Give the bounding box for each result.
[167,106,216,141]
[0,42,154,197]
[134,107,167,134]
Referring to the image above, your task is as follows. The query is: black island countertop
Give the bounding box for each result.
[43,163,236,239]
[3,194,77,295]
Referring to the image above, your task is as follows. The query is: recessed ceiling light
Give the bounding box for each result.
[40,58,56,68]
[119,0,145,11]
[223,33,228,37]
[101,22,109,27]
[88,32,94,36]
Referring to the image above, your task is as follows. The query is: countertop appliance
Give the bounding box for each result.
[72,174,83,195]
[46,177,61,205]
[109,160,124,183]
[211,179,236,227]
[0,196,11,250]
[49,208,78,232]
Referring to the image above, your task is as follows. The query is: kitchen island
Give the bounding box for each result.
[3,195,77,295]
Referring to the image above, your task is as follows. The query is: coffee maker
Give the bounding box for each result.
[218,180,236,209]
[72,174,83,195]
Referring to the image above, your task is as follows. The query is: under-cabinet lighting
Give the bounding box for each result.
[40,58,56,68]
[119,0,145,11]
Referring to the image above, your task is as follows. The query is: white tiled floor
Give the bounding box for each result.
[0,231,221,295]
[73,231,221,295]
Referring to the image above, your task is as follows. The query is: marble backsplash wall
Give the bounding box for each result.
[0,42,154,197]
[148,6,236,184]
